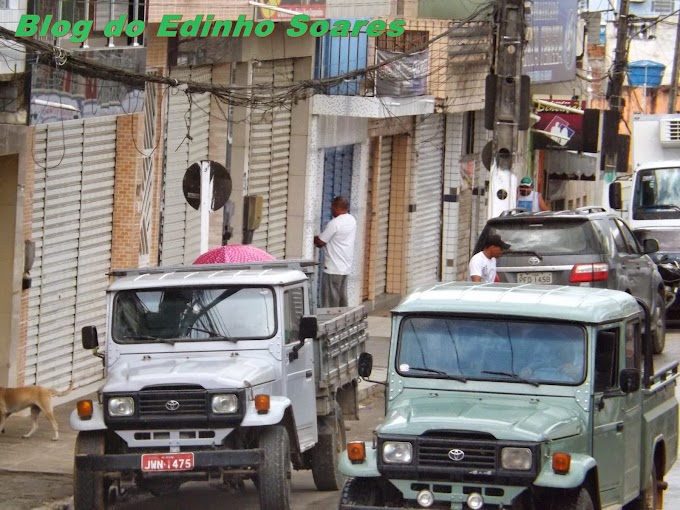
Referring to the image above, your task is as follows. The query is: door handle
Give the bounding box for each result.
[616,422,624,432]
[306,370,313,378]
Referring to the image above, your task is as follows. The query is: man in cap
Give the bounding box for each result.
[517,176,550,212]
[468,234,511,283]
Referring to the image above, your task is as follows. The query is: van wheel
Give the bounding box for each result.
[652,292,666,354]
[258,426,291,510]
[73,432,108,510]
[312,403,347,491]
[545,488,594,510]
[338,478,383,507]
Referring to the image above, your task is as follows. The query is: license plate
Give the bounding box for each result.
[517,272,553,284]
[141,452,195,472]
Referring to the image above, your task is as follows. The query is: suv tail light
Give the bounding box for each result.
[569,263,609,283]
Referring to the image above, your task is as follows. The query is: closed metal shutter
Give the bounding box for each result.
[160,66,212,265]
[249,59,293,258]
[407,115,444,291]
[374,136,393,296]
[27,117,117,388]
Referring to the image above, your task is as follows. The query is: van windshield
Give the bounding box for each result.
[633,167,680,220]
[112,286,276,343]
[397,317,586,385]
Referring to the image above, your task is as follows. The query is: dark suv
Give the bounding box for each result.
[474,206,667,353]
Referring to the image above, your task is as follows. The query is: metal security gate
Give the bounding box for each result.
[160,66,212,265]
[27,117,117,388]
[139,79,157,267]
[318,145,354,304]
[249,59,294,258]
[374,136,393,296]
[407,115,444,291]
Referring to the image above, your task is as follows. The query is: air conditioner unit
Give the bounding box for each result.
[659,118,680,147]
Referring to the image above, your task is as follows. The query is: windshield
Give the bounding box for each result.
[485,221,600,255]
[397,317,586,385]
[633,168,680,220]
[112,286,276,343]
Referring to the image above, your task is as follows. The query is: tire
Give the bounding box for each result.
[73,431,107,510]
[545,488,594,510]
[312,403,347,491]
[638,462,660,510]
[652,291,667,354]
[338,477,383,507]
[258,426,292,510]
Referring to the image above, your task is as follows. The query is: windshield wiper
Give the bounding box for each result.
[185,326,238,343]
[504,250,543,259]
[407,367,467,382]
[120,335,163,342]
[482,370,539,387]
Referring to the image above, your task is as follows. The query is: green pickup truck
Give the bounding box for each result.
[339,283,679,510]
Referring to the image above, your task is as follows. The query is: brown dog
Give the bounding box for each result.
[0,382,74,441]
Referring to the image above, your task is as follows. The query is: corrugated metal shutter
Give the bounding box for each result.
[374,136,392,296]
[249,59,294,258]
[160,66,212,265]
[407,115,444,291]
[27,117,116,388]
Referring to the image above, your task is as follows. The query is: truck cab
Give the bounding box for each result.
[70,261,368,510]
[340,283,678,510]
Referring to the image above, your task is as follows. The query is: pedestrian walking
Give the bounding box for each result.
[468,234,511,283]
[314,196,357,307]
[517,176,550,212]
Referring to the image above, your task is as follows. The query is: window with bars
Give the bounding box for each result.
[651,0,673,13]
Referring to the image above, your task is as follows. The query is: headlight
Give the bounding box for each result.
[108,397,134,417]
[382,441,413,464]
[501,447,532,470]
[211,394,238,414]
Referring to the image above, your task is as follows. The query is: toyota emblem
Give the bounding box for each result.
[528,256,540,266]
[448,449,465,461]
[165,400,180,411]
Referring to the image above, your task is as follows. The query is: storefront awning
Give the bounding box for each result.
[544,150,597,181]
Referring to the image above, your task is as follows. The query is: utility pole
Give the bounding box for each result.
[668,9,680,113]
[487,0,529,219]
[602,0,630,179]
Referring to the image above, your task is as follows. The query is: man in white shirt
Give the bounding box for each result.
[468,234,511,283]
[314,196,357,307]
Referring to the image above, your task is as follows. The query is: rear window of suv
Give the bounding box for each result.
[481,219,602,256]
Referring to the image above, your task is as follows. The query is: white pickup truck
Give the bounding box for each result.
[69,260,368,510]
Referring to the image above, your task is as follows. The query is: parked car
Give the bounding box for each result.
[472,206,667,352]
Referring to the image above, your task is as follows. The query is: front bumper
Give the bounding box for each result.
[75,449,263,472]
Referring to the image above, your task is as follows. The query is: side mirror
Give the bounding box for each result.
[299,316,318,340]
[82,326,99,350]
[358,352,373,378]
[643,238,659,254]
[609,182,622,210]
[620,368,641,394]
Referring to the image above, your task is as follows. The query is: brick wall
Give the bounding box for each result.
[111,113,144,269]
[386,132,412,294]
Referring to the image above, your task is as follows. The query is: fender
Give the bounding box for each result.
[241,396,291,426]
[70,402,107,431]
[338,443,380,477]
[534,453,596,489]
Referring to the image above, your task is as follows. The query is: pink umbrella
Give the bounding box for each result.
[193,245,277,265]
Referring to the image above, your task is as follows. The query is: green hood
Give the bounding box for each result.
[381,394,585,441]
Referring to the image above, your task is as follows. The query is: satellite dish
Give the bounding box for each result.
[183,160,232,211]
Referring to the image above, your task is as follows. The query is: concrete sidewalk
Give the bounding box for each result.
[0,312,392,507]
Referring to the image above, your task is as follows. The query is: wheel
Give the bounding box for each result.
[652,291,666,354]
[637,462,660,510]
[544,488,594,510]
[73,431,108,510]
[258,426,292,510]
[312,402,347,491]
[338,477,383,507]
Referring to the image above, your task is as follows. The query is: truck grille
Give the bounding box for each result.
[138,386,207,417]
[418,437,496,470]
